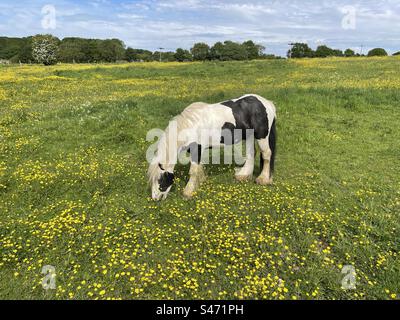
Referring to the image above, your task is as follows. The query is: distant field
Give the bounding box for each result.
[0,57,399,299]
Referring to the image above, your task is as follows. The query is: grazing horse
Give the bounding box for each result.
[148,94,277,201]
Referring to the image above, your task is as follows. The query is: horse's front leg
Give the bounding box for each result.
[183,162,206,199]
[235,139,255,182]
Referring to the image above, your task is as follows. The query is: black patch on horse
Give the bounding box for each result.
[182,142,203,164]
[220,122,239,145]
[188,142,202,163]
[268,118,277,175]
[221,95,269,142]
[158,172,174,192]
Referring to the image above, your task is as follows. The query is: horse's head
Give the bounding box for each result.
[148,163,175,201]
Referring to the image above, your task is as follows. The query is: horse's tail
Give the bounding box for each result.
[260,118,276,177]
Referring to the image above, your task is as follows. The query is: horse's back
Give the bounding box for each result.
[230,94,276,117]
[185,102,209,111]
[182,95,276,118]
[177,95,276,139]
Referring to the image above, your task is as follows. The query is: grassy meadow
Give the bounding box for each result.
[0,57,399,300]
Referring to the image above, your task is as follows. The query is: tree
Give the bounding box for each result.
[80,39,102,63]
[368,48,388,57]
[58,38,88,63]
[209,41,247,61]
[174,48,192,62]
[191,43,210,61]
[314,45,343,58]
[153,51,176,62]
[0,37,26,60]
[18,39,33,63]
[98,39,126,62]
[287,43,314,58]
[210,42,225,60]
[332,49,343,57]
[209,40,265,61]
[126,48,153,62]
[344,49,355,57]
[220,41,248,61]
[32,34,60,65]
[262,54,282,60]
[242,40,265,60]
[315,45,335,58]
[165,52,178,62]
[125,47,138,62]
[393,51,400,56]
[137,50,153,62]
[13,37,33,63]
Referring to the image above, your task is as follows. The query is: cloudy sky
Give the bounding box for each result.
[1,0,399,56]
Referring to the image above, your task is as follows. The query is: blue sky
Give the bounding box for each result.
[1,0,399,56]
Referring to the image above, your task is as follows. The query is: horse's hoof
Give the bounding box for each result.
[235,174,253,182]
[183,190,195,199]
[198,175,207,184]
[256,176,273,186]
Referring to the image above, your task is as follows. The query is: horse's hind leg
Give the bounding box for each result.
[235,140,255,182]
[256,138,273,185]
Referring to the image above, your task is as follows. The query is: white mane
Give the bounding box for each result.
[147,102,209,184]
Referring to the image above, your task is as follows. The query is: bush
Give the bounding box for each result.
[344,49,355,57]
[367,48,388,57]
[32,34,60,65]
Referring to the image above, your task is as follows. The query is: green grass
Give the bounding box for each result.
[0,58,399,300]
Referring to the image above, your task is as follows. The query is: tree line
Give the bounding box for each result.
[0,35,280,65]
[287,43,396,58]
[0,35,398,65]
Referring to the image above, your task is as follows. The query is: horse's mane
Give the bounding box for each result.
[173,102,208,131]
[147,163,160,185]
[147,102,209,185]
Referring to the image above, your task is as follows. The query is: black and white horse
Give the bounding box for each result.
[148,94,277,200]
